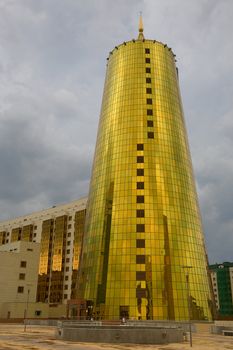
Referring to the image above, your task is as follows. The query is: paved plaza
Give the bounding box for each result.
[0,324,232,350]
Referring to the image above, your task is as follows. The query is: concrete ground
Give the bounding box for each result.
[0,324,232,350]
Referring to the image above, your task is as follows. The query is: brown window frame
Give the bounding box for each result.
[137,169,144,176]
[19,273,25,280]
[137,182,144,189]
[20,261,27,268]
[136,224,145,232]
[148,132,154,139]
[136,271,146,280]
[147,109,153,116]
[137,156,144,163]
[147,120,154,127]
[137,144,144,151]
[17,286,24,293]
[136,288,147,298]
[136,195,144,203]
[136,209,145,217]
[136,255,146,264]
[136,239,145,248]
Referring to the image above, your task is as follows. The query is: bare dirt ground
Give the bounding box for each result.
[0,324,232,350]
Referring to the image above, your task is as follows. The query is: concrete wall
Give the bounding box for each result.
[211,320,233,334]
[0,302,48,319]
[0,302,66,320]
[0,241,40,307]
[57,325,183,344]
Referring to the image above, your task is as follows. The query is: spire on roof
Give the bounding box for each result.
[138,12,144,41]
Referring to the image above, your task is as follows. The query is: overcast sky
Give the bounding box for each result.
[0,0,232,264]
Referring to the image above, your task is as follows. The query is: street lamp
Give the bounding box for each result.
[182,265,193,347]
[24,287,30,332]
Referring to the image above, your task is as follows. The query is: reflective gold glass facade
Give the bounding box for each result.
[71,209,86,298]
[78,37,213,320]
[0,231,6,244]
[37,216,67,303]
[11,227,22,242]
[22,224,33,241]
[37,218,54,302]
[36,209,86,303]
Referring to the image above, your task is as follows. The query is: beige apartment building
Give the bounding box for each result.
[0,241,40,318]
[0,197,87,319]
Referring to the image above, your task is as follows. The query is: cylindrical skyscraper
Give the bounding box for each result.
[77,19,214,321]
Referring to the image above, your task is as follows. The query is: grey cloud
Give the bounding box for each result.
[0,0,232,264]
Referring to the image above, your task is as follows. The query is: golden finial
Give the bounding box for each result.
[138,12,144,41]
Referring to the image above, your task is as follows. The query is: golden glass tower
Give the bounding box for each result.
[77,18,214,321]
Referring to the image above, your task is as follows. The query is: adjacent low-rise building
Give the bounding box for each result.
[209,262,233,319]
[0,197,87,319]
[0,241,40,318]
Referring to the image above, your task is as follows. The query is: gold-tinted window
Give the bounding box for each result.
[79,39,213,322]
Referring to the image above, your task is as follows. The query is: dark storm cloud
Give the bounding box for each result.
[143,0,233,263]
[0,0,142,218]
[0,0,232,263]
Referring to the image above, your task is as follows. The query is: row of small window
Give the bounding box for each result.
[103,98,154,105]
[118,55,174,64]
[136,133,146,263]
[144,67,155,140]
